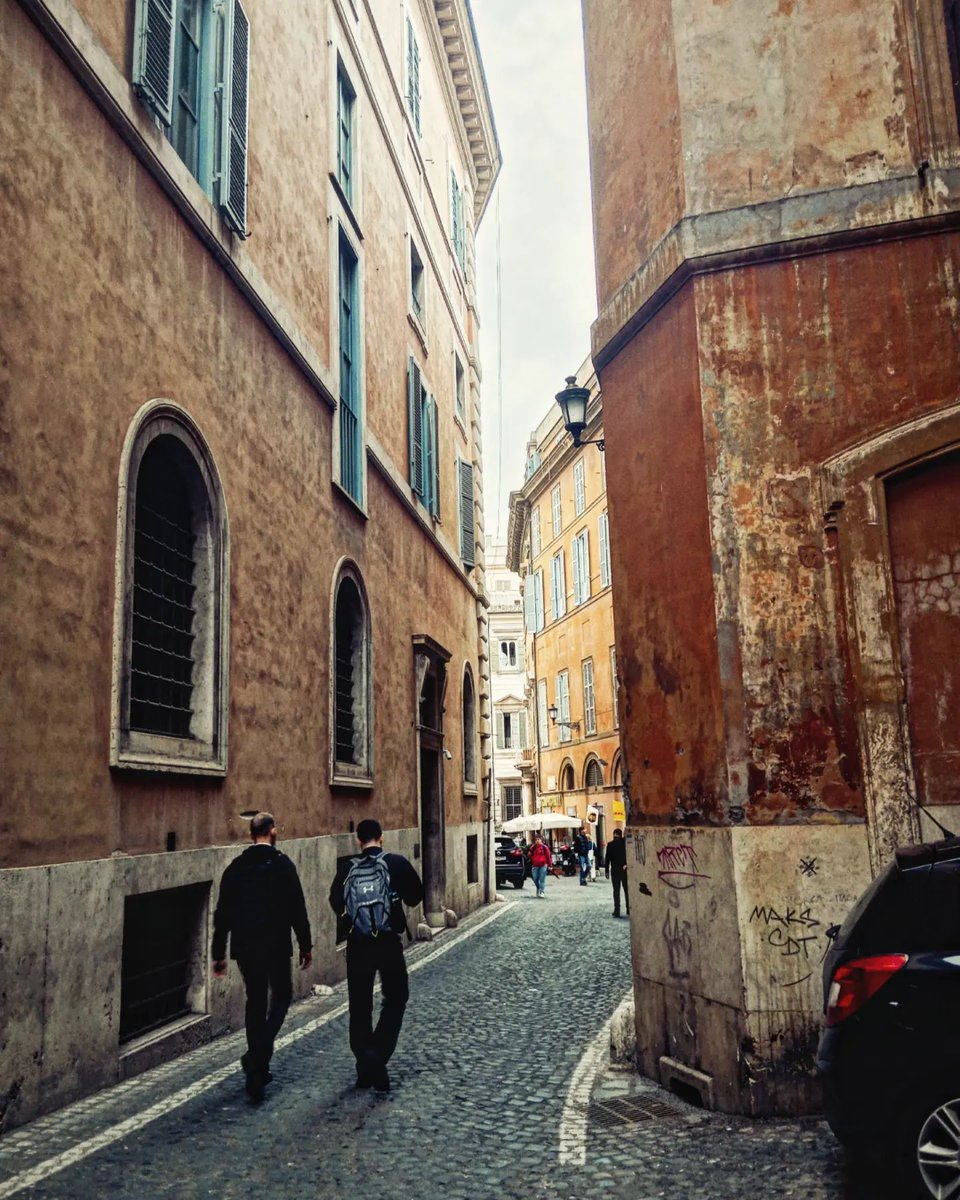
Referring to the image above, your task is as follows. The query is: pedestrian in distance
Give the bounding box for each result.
[605,827,630,918]
[211,812,313,1102]
[573,826,594,886]
[528,832,553,897]
[329,818,424,1093]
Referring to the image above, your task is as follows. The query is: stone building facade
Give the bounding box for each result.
[582,0,960,1115]
[506,366,624,845]
[0,0,499,1129]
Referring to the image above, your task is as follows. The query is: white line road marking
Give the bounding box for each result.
[557,990,633,1166]
[0,901,513,1199]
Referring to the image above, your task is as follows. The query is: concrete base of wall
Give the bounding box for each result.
[0,822,487,1132]
[625,822,872,1116]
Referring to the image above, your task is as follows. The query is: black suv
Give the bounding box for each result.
[818,834,960,1197]
[494,835,526,889]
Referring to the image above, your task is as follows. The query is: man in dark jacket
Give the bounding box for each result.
[329,818,424,1093]
[212,812,312,1100]
[605,827,629,918]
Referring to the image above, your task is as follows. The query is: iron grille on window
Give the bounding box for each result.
[119,883,206,1043]
[335,579,362,764]
[131,444,197,737]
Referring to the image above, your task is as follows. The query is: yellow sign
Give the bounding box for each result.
[613,798,626,824]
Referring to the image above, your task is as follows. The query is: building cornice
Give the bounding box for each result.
[432,0,502,222]
[591,168,960,371]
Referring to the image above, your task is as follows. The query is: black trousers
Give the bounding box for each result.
[611,868,630,915]
[346,934,409,1068]
[237,952,293,1074]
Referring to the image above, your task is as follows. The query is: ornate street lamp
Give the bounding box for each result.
[547,702,581,734]
[555,376,604,450]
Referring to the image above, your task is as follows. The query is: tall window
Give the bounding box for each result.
[333,564,372,781]
[560,761,574,792]
[574,459,586,515]
[454,353,465,423]
[406,16,421,135]
[338,232,363,503]
[533,570,545,632]
[497,710,527,750]
[451,170,466,272]
[585,758,604,790]
[599,511,611,588]
[410,239,425,325]
[407,358,439,517]
[531,506,541,557]
[572,529,590,606]
[582,658,596,735]
[337,61,356,204]
[503,785,522,822]
[459,458,475,567]
[551,484,562,536]
[551,551,566,621]
[114,404,228,774]
[537,678,548,746]
[462,668,477,787]
[133,0,249,234]
[499,640,518,670]
[611,645,618,727]
[556,671,571,743]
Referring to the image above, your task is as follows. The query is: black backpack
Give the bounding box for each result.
[343,854,393,937]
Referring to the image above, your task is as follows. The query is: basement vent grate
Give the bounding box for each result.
[589,1095,684,1128]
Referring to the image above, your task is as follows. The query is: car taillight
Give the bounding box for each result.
[824,954,908,1026]
[509,849,522,860]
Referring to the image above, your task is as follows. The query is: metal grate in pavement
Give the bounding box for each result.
[589,1094,685,1128]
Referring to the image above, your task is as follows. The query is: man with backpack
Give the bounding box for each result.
[212,812,313,1102]
[328,818,424,1093]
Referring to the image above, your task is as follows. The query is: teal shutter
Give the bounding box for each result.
[408,358,424,498]
[523,584,536,629]
[423,393,435,513]
[221,0,250,236]
[459,459,475,567]
[518,711,527,749]
[133,0,176,125]
[496,712,505,749]
[428,395,440,518]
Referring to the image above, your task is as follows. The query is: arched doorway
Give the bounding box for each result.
[414,636,450,926]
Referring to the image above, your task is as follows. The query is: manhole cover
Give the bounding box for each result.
[589,1095,684,1128]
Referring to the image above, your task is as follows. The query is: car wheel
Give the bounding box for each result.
[513,877,524,889]
[898,1087,960,1198]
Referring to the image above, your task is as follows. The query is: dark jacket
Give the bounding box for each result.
[211,844,312,962]
[573,832,594,857]
[605,836,627,873]
[329,847,424,941]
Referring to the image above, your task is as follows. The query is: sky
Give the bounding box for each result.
[470,0,597,541]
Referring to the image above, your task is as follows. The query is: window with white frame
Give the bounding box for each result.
[556,671,571,743]
[333,564,372,782]
[599,510,611,588]
[572,529,590,606]
[531,505,541,557]
[114,406,229,775]
[338,231,363,504]
[551,551,566,620]
[410,239,425,326]
[574,459,586,515]
[537,678,548,747]
[496,709,527,750]
[405,15,421,135]
[551,484,562,536]
[611,645,618,727]
[499,640,518,670]
[336,60,356,205]
[408,358,439,517]
[582,658,596,735]
[454,352,465,424]
[132,0,249,235]
[502,784,522,822]
[462,667,477,787]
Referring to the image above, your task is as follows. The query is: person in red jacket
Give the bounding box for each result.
[529,832,553,898]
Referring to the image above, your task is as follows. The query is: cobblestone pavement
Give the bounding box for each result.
[0,874,892,1200]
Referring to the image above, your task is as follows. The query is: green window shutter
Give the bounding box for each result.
[518,711,527,749]
[221,0,250,236]
[428,395,440,518]
[408,358,424,498]
[459,459,475,567]
[422,392,434,513]
[133,0,176,125]
[496,711,504,749]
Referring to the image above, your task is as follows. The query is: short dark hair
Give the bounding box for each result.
[613,828,624,838]
[250,812,276,838]
[356,818,382,843]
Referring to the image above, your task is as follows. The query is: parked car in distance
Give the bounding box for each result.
[817,833,960,1198]
[495,835,525,889]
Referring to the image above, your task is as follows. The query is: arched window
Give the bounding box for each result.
[332,562,372,783]
[112,402,229,774]
[612,754,623,786]
[462,666,477,787]
[585,758,604,790]
[560,761,575,792]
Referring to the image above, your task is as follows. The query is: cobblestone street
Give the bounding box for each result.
[0,877,892,1200]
